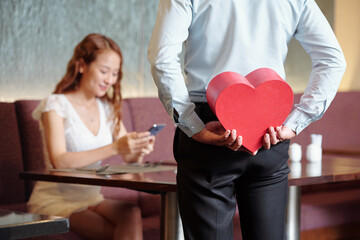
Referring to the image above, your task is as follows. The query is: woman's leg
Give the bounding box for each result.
[70,199,143,240]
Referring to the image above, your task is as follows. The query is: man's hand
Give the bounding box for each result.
[262,125,296,149]
[191,121,243,152]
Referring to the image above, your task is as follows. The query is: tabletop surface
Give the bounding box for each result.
[0,209,69,239]
[20,155,360,193]
[323,145,360,156]
[21,164,178,192]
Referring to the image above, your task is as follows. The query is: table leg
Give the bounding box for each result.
[286,185,301,240]
[160,192,184,240]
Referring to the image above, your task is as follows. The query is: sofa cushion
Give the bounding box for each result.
[122,98,135,132]
[0,203,27,212]
[291,91,360,151]
[124,97,176,164]
[0,102,26,205]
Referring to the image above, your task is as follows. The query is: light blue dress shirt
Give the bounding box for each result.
[148,0,346,137]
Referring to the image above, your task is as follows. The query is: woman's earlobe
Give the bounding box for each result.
[78,59,85,73]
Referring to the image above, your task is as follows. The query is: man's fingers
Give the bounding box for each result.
[226,130,237,145]
[263,133,271,149]
[269,127,279,145]
[228,136,242,151]
[223,130,231,139]
[275,126,285,141]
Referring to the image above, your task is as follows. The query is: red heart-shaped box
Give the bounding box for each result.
[206,68,293,153]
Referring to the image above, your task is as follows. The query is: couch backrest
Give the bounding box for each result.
[14,100,45,200]
[291,91,360,154]
[13,98,175,201]
[123,97,176,163]
[103,97,176,166]
[0,102,26,205]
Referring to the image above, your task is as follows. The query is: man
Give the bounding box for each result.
[148,1,346,239]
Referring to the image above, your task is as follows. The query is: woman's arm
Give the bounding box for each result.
[44,110,155,168]
[43,110,118,169]
[115,122,155,164]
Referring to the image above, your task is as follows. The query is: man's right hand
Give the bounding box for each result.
[191,121,243,151]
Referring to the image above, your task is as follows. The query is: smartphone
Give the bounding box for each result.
[148,124,166,136]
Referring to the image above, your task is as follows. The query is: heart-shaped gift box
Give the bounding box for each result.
[206,68,293,153]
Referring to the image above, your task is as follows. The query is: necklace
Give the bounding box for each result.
[79,105,95,122]
[71,99,98,124]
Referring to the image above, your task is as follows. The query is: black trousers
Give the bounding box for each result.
[174,103,290,240]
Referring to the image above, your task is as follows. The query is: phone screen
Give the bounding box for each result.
[148,124,166,136]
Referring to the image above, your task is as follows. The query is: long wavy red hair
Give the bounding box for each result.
[54,33,123,136]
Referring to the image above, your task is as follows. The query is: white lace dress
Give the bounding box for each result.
[27,94,114,217]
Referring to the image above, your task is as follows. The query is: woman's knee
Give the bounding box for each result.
[122,205,142,225]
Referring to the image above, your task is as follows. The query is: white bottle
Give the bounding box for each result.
[306,134,322,162]
[289,143,302,162]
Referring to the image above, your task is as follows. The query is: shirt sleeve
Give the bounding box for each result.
[148,0,205,137]
[283,0,346,134]
[32,94,66,120]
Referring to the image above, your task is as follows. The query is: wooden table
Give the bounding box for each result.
[286,156,360,240]
[20,156,360,240]
[20,166,180,240]
[0,209,69,240]
[323,145,360,157]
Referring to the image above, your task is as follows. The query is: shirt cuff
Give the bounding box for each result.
[177,111,205,137]
[283,108,313,135]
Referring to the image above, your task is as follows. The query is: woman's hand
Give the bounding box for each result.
[262,125,296,149]
[114,131,155,163]
[192,121,245,152]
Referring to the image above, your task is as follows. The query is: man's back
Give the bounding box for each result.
[185,0,337,97]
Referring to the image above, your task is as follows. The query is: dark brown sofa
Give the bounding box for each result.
[0,97,176,240]
[1,93,360,239]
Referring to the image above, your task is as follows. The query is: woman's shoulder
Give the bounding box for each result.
[32,94,68,120]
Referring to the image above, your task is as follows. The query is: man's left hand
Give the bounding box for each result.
[262,125,296,150]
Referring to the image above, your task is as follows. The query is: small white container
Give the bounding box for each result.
[306,134,323,162]
[310,134,323,147]
[306,162,322,176]
[306,144,322,162]
[290,161,302,177]
[289,143,302,162]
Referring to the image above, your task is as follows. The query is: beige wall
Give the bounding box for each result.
[0,0,159,101]
[278,0,360,94]
[335,0,360,91]
[0,0,358,101]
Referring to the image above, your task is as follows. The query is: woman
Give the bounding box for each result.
[28,33,154,240]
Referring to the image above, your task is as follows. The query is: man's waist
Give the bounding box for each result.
[189,95,207,103]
